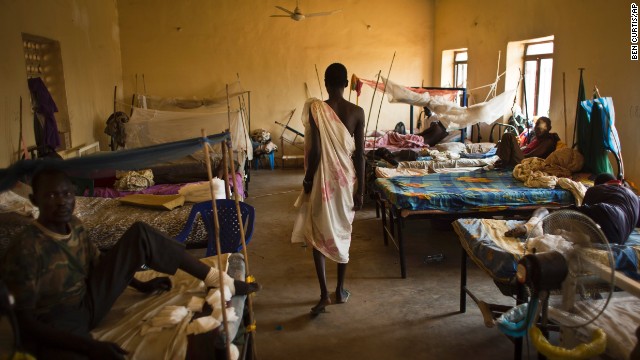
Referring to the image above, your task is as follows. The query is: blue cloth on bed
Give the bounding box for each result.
[611,244,640,280]
[375,170,574,212]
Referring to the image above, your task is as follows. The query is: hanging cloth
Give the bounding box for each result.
[27,77,61,154]
[581,98,614,175]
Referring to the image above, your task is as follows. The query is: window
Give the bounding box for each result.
[453,50,468,89]
[522,41,553,117]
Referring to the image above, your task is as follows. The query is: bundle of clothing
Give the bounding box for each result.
[114,169,155,191]
[512,147,587,204]
[251,129,277,156]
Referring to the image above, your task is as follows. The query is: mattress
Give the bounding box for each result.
[375,169,575,212]
[453,218,640,283]
[0,196,208,254]
[77,197,207,250]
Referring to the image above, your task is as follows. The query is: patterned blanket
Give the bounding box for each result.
[375,169,574,212]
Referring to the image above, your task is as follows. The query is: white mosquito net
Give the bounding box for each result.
[366,77,516,131]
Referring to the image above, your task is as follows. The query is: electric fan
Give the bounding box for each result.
[497,210,617,359]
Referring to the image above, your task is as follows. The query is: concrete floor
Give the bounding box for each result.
[244,168,535,360]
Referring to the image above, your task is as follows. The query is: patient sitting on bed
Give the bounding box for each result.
[1,168,260,359]
[495,116,560,168]
[505,173,640,245]
[416,107,449,146]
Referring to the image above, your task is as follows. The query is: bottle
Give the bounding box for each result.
[424,253,445,264]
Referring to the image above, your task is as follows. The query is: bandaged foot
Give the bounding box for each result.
[505,216,543,238]
[505,225,527,238]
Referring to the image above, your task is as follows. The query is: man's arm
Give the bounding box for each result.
[16,310,127,359]
[303,108,321,194]
[352,107,365,210]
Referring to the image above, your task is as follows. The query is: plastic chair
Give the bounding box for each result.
[252,152,275,170]
[175,200,255,256]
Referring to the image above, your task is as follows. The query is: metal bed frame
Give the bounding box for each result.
[375,193,567,279]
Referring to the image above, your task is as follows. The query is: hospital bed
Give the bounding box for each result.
[374,169,574,278]
[453,217,640,359]
[0,196,208,257]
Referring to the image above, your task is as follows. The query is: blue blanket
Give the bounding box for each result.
[375,170,574,212]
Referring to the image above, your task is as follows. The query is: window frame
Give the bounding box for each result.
[522,40,553,117]
[453,50,468,89]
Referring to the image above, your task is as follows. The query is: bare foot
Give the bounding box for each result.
[310,297,331,316]
[335,288,351,304]
[505,225,527,238]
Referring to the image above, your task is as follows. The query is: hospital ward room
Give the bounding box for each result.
[1,1,640,359]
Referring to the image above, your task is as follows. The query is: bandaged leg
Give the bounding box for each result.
[204,267,236,294]
[203,267,261,296]
[504,208,547,238]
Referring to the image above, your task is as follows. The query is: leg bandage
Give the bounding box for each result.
[204,267,236,294]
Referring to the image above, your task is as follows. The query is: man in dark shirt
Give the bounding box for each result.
[576,173,640,245]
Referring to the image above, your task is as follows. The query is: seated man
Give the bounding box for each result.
[506,173,640,245]
[417,107,449,146]
[495,116,560,168]
[0,168,260,359]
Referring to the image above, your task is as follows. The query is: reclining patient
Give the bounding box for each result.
[1,168,260,359]
[495,116,560,168]
[506,173,640,245]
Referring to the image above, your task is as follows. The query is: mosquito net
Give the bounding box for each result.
[363,77,515,131]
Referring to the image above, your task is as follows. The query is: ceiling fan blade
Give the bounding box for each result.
[270,15,291,17]
[275,6,295,15]
[305,9,342,18]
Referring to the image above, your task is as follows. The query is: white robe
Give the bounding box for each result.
[291,99,356,263]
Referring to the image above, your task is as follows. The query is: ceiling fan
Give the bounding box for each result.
[270,1,341,21]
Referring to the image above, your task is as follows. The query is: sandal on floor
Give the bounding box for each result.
[310,298,330,316]
[336,289,351,304]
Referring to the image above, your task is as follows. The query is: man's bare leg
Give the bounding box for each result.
[311,248,331,315]
[505,208,549,237]
[336,263,350,304]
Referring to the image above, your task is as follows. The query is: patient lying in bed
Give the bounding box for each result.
[505,173,640,246]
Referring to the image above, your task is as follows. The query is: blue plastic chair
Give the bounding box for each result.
[175,200,255,256]
[253,152,275,170]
